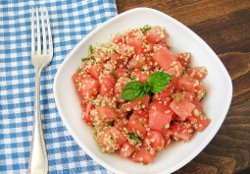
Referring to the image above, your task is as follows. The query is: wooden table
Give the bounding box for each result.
[116,0,250,173]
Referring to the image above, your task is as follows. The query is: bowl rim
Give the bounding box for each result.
[53,7,233,174]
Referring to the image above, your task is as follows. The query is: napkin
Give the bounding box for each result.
[0,0,117,173]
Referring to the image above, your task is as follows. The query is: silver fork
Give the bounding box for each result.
[29,7,53,174]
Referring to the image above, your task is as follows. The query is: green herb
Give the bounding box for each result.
[107,121,114,126]
[138,101,144,106]
[161,125,167,130]
[134,115,139,119]
[175,92,180,102]
[121,81,147,101]
[140,24,151,32]
[89,44,94,54]
[121,72,172,101]
[181,69,186,77]
[118,59,123,64]
[93,130,98,139]
[149,72,172,93]
[140,122,145,127]
[81,58,90,62]
[203,69,208,73]
[143,83,151,94]
[96,102,102,107]
[90,99,95,104]
[128,133,142,145]
[112,70,119,80]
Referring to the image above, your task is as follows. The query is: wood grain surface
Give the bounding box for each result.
[116,0,250,173]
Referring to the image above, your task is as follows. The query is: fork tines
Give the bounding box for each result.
[31,7,53,55]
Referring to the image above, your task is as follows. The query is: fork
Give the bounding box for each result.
[29,7,53,174]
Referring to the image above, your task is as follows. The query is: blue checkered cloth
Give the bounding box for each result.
[0,0,117,173]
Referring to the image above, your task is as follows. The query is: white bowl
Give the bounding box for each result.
[53,7,232,174]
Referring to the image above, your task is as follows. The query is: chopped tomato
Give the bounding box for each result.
[152,47,175,71]
[99,75,116,96]
[188,107,210,131]
[97,127,126,153]
[81,102,94,125]
[176,52,191,68]
[110,53,122,64]
[132,110,149,119]
[98,96,117,109]
[163,128,172,146]
[166,61,183,78]
[119,142,135,158]
[78,76,100,99]
[128,54,146,69]
[72,62,90,78]
[142,43,153,54]
[118,44,135,57]
[194,84,206,101]
[145,59,155,72]
[120,95,149,111]
[116,108,128,117]
[186,67,208,81]
[169,99,196,121]
[89,64,103,79]
[143,131,165,151]
[111,129,127,146]
[127,38,143,54]
[131,69,148,82]
[113,35,123,44]
[72,69,82,83]
[176,77,195,92]
[95,106,118,122]
[178,91,196,101]
[153,95,171,104]
[146,26,167,43]
[170,122,193,141]
[128,113,148,137]
[114,117,129,132]
[132,147,156,164]
[192,100,203,110]
[148,101,173,133]
[188,114,210,132]
[169,75,179,87]
[95,49,108,62]
[116,68,128,78]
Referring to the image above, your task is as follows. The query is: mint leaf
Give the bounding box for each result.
[121,72,171,101]
[143,83,151,94]
[140,24,151,32]
[149,72,172,93]
[121,81,146,101]
[128,133,142,145]
[89,44,94,54]
[81,58,90,62]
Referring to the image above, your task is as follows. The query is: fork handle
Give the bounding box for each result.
[29,67,48,174]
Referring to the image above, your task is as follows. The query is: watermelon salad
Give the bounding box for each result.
[72,25,210,164]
